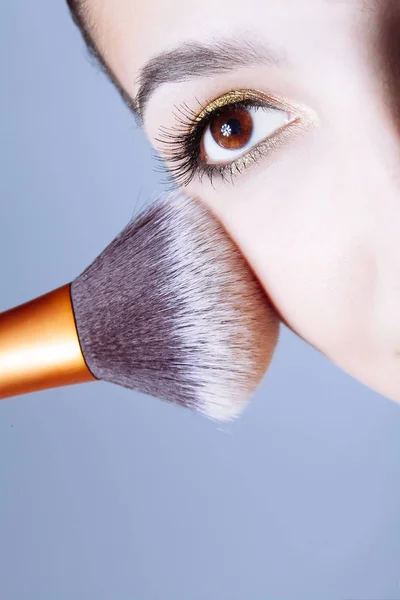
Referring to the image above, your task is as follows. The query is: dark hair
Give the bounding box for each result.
[65,0,141,125]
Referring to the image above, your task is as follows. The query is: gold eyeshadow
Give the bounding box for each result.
[189,88,302,133]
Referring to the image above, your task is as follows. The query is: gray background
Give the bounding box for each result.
[1,2,400,599]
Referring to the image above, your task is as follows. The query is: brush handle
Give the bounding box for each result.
[0,284,96,400]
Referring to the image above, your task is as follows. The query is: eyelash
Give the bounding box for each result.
[152,94,291,190]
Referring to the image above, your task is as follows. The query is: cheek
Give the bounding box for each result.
[184,150,377,359]
[245,197,376,356]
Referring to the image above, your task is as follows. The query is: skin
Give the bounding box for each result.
[83,0,400,403]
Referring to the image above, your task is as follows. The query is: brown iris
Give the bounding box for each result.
[209,106,253,150]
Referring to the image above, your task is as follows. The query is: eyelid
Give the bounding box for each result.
[189,88,300,133]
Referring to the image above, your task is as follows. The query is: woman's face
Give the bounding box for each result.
[87,0,400,402]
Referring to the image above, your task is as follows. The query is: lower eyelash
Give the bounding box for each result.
[152,96,284,191]
[196,142,266,189]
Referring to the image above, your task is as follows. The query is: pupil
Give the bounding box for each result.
[225,118,241,135]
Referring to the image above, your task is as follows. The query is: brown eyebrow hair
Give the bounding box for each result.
[133,38,284,124]
[66,1,285,127]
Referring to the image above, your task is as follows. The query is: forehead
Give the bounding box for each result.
[89,0,371,95]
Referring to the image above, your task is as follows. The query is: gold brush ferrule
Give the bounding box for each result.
[0,284,96,400]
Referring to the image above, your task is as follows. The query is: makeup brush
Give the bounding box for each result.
[0,191,279,421]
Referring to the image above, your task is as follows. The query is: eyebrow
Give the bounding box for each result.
[133,36,286,125]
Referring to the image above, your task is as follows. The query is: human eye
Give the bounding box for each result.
[152,89,305,190]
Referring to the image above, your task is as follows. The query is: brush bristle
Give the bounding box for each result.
[70,191,280,421]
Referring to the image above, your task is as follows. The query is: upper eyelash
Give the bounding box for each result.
[152,93,284,191]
